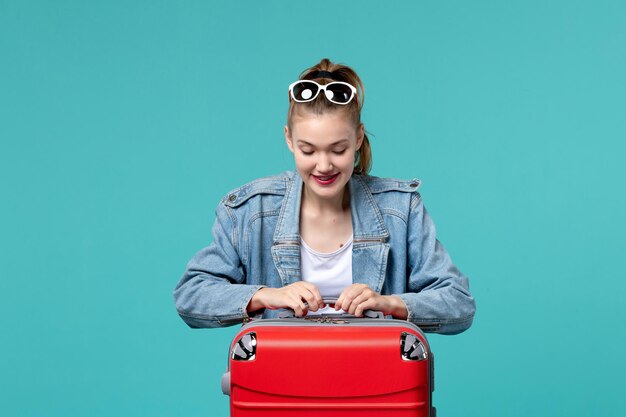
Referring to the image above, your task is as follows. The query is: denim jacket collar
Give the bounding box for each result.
[271,171,302,243]
[349,174,390,241]
[271,171,390,292]
[272,171,390,242]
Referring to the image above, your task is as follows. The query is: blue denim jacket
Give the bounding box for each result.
[174,170,475,334]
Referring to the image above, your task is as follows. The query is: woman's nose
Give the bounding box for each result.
[317,153,333,172]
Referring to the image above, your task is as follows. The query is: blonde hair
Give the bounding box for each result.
[286,58,372,175]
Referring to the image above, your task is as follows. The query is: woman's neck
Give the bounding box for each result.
[301,185,351,217]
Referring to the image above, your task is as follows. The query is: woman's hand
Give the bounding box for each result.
[248,282,324,317]
[335,284,408,319]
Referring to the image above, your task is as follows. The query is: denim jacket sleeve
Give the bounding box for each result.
[394,192,476,335]
[173,202,266,328]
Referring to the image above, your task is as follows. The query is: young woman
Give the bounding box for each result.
[173,58,476,334]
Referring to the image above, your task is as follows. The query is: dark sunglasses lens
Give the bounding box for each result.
[326,83,353,103]
[292,81,319,101]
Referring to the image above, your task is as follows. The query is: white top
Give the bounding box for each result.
[300,234,353,315]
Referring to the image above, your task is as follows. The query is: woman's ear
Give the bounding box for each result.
[356,123,365,150]
[284,125,294,153]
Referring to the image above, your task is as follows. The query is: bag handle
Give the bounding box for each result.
[277,297,385,319]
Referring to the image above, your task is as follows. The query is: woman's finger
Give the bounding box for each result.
[334,292,345,310]
[299,287,320,311]
[287,292,308,316]
[292,299,308,317]
[310,286,324,308]
[299,282,324,309]
[341,293,357,313]
[350,288,375,306]
[335,284,358,310]
[340,284,369,313]
[354,297,378,317]
[347,296,365,315]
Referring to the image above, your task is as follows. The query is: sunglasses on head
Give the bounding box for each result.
[288,80,357,105]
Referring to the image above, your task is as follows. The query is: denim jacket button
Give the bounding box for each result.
[228,194,236,202]
[409,182,418,188]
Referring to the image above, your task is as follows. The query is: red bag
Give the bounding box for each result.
[221,302,435,417]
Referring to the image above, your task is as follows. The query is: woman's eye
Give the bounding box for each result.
[333,149,347,155]
[301,150,314,155]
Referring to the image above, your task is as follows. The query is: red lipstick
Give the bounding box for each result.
[312,173,339,185]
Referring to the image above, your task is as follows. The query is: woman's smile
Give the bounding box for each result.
[312,173,339,185]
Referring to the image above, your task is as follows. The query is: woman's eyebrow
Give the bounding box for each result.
[297,139,349,146]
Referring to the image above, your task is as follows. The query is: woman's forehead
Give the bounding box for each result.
[291,118,356,146]
[291,112,355,136]
[296,138,350,147]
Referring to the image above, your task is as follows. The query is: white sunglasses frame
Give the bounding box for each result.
[288,80,357,105]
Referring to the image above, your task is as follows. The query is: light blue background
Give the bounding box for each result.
[1,1,625,416]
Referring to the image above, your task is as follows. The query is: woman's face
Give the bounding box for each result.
[285,111,364,204]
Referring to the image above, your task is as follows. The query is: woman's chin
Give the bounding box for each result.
[305,178,347,200]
